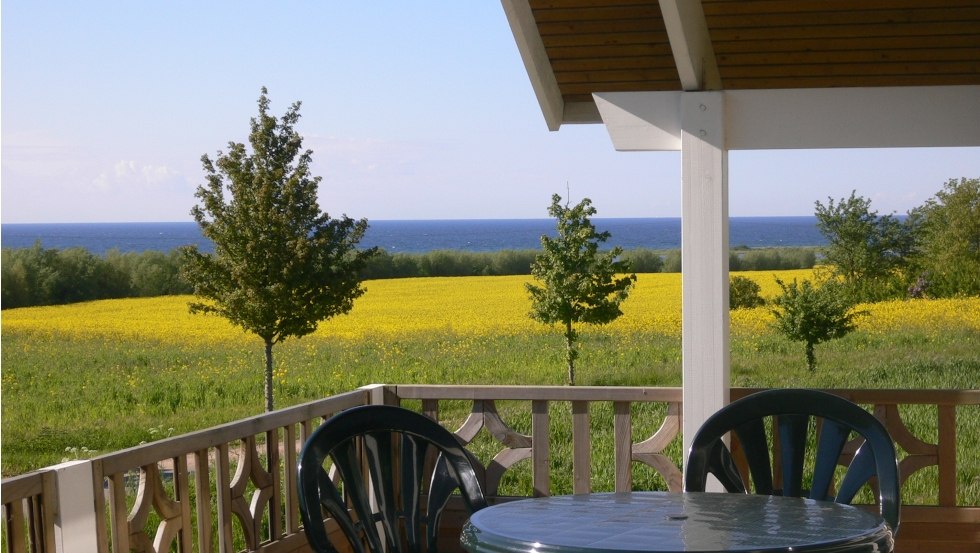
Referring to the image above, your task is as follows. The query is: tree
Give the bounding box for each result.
[908,177,980,297]
[814,191,914,300]
[181,88,376,411]
[769,277,864,371]
[526,194,636,385]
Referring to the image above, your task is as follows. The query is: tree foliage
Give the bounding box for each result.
[908,177,980,297]
[181,88,376,411]
[1,243,186,308]
[769,277,864,371]
[814,191,915,301]
[526,194,636,385]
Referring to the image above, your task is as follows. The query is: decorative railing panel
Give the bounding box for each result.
[91,389,371,552]
[732,388,980,508]
[397,385,684,496]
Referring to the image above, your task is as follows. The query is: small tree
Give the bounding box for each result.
[814,191,914,300]
[770,277,864,371]
[729,275,765,309]
[181,88,376,411]
[526,194,636,385]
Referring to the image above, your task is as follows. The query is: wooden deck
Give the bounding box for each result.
[3,385,978,552]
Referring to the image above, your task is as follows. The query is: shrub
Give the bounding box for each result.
[1,244,192,308]
[730,248,818,271]
[490,250,536,275]
[730,275,765,309]
[1,244,132,308]
[662,250,682,273]
[621,249,665,273]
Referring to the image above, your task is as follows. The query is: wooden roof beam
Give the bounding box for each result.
[658,0,721,91]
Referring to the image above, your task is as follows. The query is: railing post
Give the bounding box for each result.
[361,383,393,405]
[531,400,550,497]
[51,460,100,553]
[571,401,591,494]
[938,404,957,506]
[613,401,633,493]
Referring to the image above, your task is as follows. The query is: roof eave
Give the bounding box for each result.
[502,0,567,130]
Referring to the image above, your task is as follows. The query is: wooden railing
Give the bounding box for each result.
[2,386,978,553]
[390,385,685,496]
[2,470,56,553]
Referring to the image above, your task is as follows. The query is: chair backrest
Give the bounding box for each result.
[297,405,488,553]
[684,389,900,533]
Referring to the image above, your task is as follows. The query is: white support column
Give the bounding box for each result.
[52,460,100,553]
[680,92,730,473]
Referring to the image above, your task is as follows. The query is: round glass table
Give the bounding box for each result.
[460,492,894,553]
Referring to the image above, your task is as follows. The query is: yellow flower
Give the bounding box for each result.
[3,272,976,343]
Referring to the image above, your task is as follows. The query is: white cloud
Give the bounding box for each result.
[93,160,182,191]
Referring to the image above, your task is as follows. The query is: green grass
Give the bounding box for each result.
[3,322,978,507]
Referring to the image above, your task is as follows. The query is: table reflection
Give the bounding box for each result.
[460,492,893,553]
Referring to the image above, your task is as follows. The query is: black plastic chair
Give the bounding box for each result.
[297,405,488,553]
[685,389,900,533]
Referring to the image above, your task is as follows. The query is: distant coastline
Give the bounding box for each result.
[1,217,826,255]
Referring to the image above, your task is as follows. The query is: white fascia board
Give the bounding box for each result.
[502,0,565,131]
[596,86,980,151]
[726,85,980,149]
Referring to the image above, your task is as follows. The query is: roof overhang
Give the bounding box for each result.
[503,0,980,138]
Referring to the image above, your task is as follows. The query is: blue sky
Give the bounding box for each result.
[3,2,978,224]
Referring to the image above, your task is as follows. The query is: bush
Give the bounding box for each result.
[1,244,189,309]
[662,250,682,273]
[730,248,818,271]
[621,247,818,275]
[362,249,537,279]
[620,249,665,273]
[730,275,765,309]
[490,250,536,275]
[106,249,191,296]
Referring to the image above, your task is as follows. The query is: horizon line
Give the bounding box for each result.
[1,214,821,225]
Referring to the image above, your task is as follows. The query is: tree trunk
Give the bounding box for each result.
[805,341,816,372]
[264,339,275,412]
[565,320,576,386]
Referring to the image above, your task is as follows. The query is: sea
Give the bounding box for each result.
[0,217,826,256]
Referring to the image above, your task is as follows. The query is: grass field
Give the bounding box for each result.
[2,271,978,503]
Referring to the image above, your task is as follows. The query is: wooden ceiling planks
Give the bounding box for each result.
[703,0,980,89]
[523,0,980,104]
[529,0,678,102]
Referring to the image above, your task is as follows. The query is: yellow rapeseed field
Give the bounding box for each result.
[3,271,977,343]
